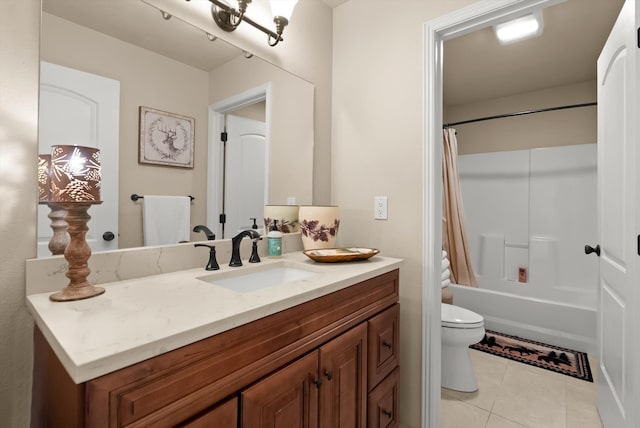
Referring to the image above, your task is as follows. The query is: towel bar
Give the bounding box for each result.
[131,194,194,202]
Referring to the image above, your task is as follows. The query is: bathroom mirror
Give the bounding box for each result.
[38,0,314,254]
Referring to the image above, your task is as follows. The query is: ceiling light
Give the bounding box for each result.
[494,12,543,44]
[197,0,299,47]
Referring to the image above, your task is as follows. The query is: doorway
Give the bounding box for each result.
[207,84,271,239]
[422,1,621,427]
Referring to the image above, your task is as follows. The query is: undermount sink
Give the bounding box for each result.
[197,262,320,293]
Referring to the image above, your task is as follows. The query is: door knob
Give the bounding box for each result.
[103,231,115,241]
[584,244,600,256]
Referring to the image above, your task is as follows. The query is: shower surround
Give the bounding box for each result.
[450,144,597,353]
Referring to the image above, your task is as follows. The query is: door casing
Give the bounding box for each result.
[207,83,272,239]
[422,1,568,427]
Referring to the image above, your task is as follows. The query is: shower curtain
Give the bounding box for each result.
[442,128,477,287]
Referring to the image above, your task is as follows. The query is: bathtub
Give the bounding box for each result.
[448,283,597,355]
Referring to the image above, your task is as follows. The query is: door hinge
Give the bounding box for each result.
[219,213,226,224]
[221,131,228,142]
[637,27,640,48]
[637,234,639,256]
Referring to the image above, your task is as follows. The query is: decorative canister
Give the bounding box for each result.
[298,205,340,250]
[263,205,300,233]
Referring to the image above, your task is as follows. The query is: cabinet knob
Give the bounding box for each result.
[382,409,392,418]
[382,341,393,349]
[102,231,115,241]
[313,378,322,388]
[324,370,333,381]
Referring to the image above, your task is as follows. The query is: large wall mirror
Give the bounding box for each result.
[38,0,314,257]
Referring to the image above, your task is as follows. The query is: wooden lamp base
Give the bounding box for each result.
[46,202,70,255]
[50,202,105,302]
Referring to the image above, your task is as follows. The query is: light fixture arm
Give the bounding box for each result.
[268,16,288,47]
[207,0,284,46]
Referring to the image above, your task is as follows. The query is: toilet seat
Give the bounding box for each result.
[441,303,484,329]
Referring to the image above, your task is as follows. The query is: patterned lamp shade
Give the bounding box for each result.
[50,145,101,203]
[37,154,52,203]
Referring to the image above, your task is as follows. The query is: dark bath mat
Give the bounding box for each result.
[470,329,593,382]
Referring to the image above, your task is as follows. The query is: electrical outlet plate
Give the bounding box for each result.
[374,196,388,220]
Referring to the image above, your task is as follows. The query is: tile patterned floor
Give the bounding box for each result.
[441,349,602,428]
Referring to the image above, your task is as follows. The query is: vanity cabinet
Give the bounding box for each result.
[31,269,400,428]
[241,321,368,428]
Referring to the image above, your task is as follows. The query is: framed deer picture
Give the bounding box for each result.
[138,106,195,168]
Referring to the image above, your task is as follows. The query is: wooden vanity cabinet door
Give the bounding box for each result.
[367,303,400,390]
[180,397,237,428]
[241,351,319,428]
[318,322,367,428]
[367,367,400,428]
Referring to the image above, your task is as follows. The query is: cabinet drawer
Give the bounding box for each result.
[367,367,400,428]
[180,397,237,428]
[367,303,400,389]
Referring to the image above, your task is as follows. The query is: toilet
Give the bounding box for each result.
[441,303,485,392]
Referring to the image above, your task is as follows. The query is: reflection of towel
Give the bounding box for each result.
[143,195,191,246]
[441,249,451,288]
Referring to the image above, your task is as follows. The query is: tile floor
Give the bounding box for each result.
[441,349,602,428]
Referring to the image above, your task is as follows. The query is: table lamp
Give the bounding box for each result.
[48,145,105,302]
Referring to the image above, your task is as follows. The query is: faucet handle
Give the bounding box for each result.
[249,239,261,263]
[194,243,220,271]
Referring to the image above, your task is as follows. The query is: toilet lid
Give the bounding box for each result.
[441,303,484,328]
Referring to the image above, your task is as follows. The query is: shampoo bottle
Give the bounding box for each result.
[267,220,282,257]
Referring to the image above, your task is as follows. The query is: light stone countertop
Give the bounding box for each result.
[27,251,402,384]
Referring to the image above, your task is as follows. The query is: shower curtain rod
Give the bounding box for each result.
[442,102,597,128]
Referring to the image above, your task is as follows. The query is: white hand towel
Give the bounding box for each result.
[442,250,448,259]
[441,257,450,271]
[441,268,451,281]
[143,195,191,246]
[441,278,451,289]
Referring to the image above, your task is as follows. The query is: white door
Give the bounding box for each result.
[223,115,267,237]
[596,1,639,426]
[38,62,120,256]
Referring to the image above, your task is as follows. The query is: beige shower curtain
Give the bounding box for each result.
[442,128,477,287]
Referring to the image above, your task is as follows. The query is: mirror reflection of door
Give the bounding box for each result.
[222,106,267,238]
[38,61,120,257]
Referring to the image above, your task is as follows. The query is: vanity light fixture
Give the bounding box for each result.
[190,0,298,47]
[48,145,105,302]
[38,154,69,255]
[494,11,543,44]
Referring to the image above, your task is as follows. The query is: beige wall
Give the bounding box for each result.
[232,101,266,122]
[0,0,39,426]
[331,1,476,426]
[445,80,597,154]
[42,13,210,249]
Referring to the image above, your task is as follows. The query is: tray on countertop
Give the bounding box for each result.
[302,247,379,263]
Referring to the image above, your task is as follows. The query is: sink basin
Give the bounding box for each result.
[198,262,320,293]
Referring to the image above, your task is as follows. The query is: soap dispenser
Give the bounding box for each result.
[267,220,282,258]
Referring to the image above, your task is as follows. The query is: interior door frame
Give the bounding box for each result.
[421,1,565,426]
[207,83,272,239]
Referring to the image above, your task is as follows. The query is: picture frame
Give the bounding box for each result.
[138,106,195,168]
